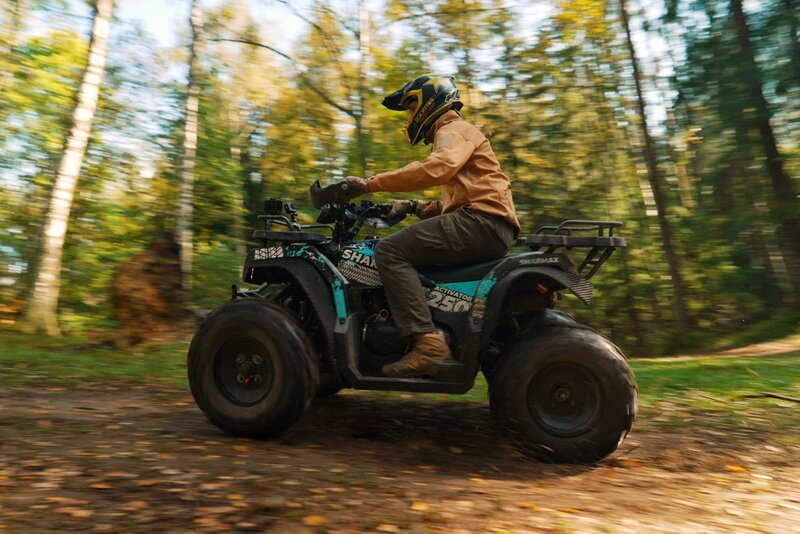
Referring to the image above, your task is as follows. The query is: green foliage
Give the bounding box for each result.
[191,240,243,309]
[0,328,188,387]
[3,0,799,354]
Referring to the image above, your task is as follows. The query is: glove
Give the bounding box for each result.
[387,199,417,218]
[341,176,369,200]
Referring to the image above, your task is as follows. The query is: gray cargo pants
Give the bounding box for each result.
[373,206,516,338]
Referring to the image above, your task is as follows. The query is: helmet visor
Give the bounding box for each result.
[381,80,414,111]
[400,89,423,143]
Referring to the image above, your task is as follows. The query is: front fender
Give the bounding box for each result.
[242,256,338,372]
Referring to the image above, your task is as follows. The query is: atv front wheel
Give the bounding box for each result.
[316,372,343,398]
[188,298,319,438]
[490,327,636,463]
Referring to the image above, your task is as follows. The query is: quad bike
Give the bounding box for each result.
[187,180,637,463]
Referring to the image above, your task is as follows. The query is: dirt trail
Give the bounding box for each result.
[1,383,798,533]
[661,334,800,361]
[709,334,800,358]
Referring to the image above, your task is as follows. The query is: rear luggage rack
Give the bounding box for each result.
[517,220,626,279]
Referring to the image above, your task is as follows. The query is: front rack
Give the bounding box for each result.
[517,220,626,279]
[253,213,331,244]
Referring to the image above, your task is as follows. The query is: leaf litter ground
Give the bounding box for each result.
[1,380,798,533]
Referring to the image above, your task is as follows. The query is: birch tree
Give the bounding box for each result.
[177,0,202,292]
[23,0,114,335]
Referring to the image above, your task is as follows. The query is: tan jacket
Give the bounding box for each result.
[366,111,520,234]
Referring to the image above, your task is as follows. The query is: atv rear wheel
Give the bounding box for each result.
[489,327,636,463]
[188,298,319,438]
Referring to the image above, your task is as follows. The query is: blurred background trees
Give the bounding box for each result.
[1,0,798,353]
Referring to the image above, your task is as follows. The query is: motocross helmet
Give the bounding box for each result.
[382,74,463,145]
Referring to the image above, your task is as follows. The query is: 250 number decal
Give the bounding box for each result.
[427,290,470,312]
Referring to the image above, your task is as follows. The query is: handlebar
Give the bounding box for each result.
[309,179,403,233]
[259,183,402,244]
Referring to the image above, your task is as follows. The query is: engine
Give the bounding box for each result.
[362,312,408,357]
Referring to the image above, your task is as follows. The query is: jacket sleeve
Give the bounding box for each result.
[415,200,442,219]
[366,130,475,193]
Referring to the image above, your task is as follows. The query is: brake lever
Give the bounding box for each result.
[363,204,406,228]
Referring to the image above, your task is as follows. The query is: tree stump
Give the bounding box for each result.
[111,233,189,346]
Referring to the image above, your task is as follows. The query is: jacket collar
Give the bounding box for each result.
[424,110,463,144]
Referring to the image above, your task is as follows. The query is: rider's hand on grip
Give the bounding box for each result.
[387,199,416,218]
[342,176,369,200]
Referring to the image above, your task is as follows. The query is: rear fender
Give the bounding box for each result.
[472,266,592,345]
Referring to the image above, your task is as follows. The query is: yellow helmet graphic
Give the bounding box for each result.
[382,74,463,145]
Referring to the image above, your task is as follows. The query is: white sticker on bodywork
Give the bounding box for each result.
[253,247,283,260]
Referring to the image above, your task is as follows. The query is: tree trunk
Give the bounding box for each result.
[230,114,257,260]
[22,0,114,335]
[618,0,691,335]
[355,0,370,176]
[177,0,202,293]
[729,0,800,305]
[785,0,800,87]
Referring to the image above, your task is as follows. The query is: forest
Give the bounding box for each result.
[2,0,799,356]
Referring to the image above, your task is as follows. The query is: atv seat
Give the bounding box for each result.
[417,257,505,284]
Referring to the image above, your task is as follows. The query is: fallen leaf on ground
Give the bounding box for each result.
[55,507,94,518]
[725,465,748,472]
[105,471,134,478]
[259,497,287,509]
[200,482,229,490]
[302,515,326,526]
[120,501,149,511]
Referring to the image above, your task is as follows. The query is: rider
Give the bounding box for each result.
[343,74,520,378]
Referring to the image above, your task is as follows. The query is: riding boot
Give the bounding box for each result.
[382,333,452,378]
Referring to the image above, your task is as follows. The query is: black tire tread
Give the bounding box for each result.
[489,325,637,463]
[187,298,319,438]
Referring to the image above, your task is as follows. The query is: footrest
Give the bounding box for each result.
[434,360,464,382]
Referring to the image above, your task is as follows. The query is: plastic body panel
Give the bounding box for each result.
[241,244,594,393]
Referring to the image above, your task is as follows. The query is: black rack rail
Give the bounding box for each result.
[517,220,626,279]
